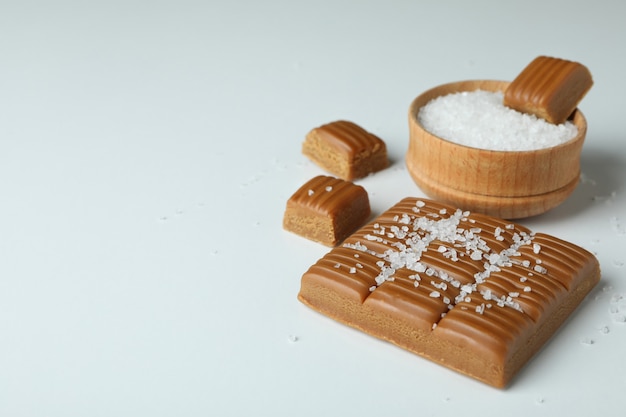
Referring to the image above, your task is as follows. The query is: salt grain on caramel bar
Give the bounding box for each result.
[302,120,388,181]
[298,197,600,387]
[504,56,593,124]
[283,175,370,246]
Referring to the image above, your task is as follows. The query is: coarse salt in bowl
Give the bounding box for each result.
[406,80,588,219]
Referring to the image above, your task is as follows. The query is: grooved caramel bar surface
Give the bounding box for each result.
[298,197,600,387]
[283,175,370,246]
[504,56,593,124]
[302,120,388,181]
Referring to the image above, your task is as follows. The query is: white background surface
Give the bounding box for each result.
[2,0,626,415]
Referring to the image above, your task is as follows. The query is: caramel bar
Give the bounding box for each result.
[283,175,371,246]
[298,197,600,387]
[504,56,593,124]
[302,120,388,181]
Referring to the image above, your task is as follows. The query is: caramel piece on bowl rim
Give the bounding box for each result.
[504,56,593,124]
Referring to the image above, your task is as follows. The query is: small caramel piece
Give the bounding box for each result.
[283,175,370,246]
[298,197,600,387]
[302,120,388,181]
[504,56,593,124]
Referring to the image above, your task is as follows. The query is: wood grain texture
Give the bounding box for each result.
[406,80,587,219]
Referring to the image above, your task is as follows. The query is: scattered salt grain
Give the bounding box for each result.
[612,314,626,324]
[418,90,578,151]
[325,186,333,192]
[308,189,314,196]
[580,172,597,185]
[288,334,299,343]
[610,216,626,235]
[580,337,594,346]
[476,303,486,315]
[609,293,626,323]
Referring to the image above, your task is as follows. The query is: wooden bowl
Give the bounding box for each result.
[406,80,587,219]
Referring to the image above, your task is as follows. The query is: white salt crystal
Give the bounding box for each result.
[612,314,626,324]
[475,303,485,315]
[418,90,578,151]
[580,337,594,346]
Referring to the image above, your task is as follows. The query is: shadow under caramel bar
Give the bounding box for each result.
[298,197,600,388]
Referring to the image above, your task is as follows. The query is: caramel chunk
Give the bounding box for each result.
[504,56,593,124]
[302,120,388,181]
[298,197,600,387]
[283,175,370,246]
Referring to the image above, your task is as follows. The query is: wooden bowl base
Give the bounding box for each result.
[406,159,580,219]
